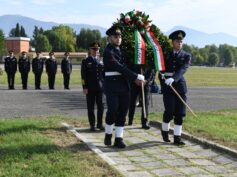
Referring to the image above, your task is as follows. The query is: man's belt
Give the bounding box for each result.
[164,72,174,76]
[105,71,122,76]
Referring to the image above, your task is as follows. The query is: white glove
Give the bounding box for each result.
[137,74,145,81]
[165,78,174,86]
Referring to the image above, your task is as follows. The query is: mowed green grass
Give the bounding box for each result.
[147,109,237,149]
[0,66,237,87]
[185,67,237,87]
[0,117,122,177]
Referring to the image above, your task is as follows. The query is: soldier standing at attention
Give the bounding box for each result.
[45,52,57,90]
[161,30,191,145]
[103,25,145,148]
[81,42,104,131]
[4,50,17,90]
[32,51,44,90]
[18,51,30,90]
[61,52,72,90]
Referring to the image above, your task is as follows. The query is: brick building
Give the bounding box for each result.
[4,37,30,54]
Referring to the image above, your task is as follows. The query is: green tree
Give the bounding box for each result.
[223,48,233,66]
[35,34,52,52]
[45,25,76,52]
[195,55,204,65]
[0,29,7,55]
[208,52,219,66]
[15,23,20,37]
[76,28,102,50]
[20,26,27,37]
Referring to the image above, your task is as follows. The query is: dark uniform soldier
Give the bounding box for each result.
[103,25,145,148]
[45,52,57,89]
[18,51,30,89]
[32,51,44,89]
[81,42,104,131]
[61,52,72,89]
[128,66,155,129]
[161,30,191,145]
[4,50,17,90]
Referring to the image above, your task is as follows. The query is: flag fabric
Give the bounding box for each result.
[134,29,146,65]
[145,31,165,71]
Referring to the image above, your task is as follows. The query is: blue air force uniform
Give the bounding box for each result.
[161,30,191,145]
[103,25,143,148]
[61,52,72,89]
[81,43,104,131]
[45,52,57,89]
[18,52,30,89]
[32,53,44,89]
[4,51,17,89]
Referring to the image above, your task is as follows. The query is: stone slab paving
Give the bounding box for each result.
[65,124,237,177]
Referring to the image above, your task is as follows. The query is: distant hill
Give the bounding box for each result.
[0,14,107,37]
[1,15,237,47]
[165,26,237,47]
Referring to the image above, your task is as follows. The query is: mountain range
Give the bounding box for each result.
[1,15,237,48]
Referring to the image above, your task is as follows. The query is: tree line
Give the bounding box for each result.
[0,23,237,67]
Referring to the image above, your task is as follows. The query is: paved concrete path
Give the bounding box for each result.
[67,124,237,177]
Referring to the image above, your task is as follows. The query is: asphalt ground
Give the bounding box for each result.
[0,87,237,118]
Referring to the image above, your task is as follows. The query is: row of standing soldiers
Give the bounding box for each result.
[4,51,72,90]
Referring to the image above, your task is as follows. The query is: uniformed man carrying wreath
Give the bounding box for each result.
[81,42,104,131]
[161,30,191,145]
[103,25,145,148]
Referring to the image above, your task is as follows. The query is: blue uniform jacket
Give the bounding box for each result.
[81,56,104,92]
[162,49,191,94]
[103,43,137,93]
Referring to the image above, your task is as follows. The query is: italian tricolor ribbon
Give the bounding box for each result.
[145,31,165,71]
[134,29,146,65]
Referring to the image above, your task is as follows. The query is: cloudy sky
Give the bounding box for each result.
[0,0,236,36]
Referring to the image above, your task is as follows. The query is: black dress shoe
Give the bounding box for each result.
[90,127,96,131]
[104,134,112,146]
[128,120,133,126]
[114,138,126,148]
[174,136,185,146]
[142,124,150,130]
[97,125,105,130]
[161,131,171,142]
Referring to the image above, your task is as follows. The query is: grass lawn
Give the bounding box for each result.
[0,67,237,87]
[0,116,122,177]
[185,66,237,87]
[147,109,237,150]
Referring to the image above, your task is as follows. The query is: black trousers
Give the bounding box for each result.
[163,90,186,125]
[20,72,29,89]
[105,91,130,127]
[34,73,42,89]
[86,90,104,127]
[7,73,15,89]
[47,73,56,89]
[128,84,150,125]
[63,73,70,89]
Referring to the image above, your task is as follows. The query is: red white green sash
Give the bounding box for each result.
[145,31,165,71]
[134,29,146,65]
